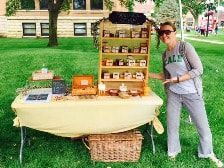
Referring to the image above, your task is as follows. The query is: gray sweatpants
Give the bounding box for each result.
[167,89,213,158]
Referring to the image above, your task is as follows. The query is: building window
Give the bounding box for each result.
[41,23,49,36]
[91,0,103,10]
[74,23,87,36]
[40,0,48,9]
[22,23,36,36]
[73,0,86,10]
[21,0,35,10]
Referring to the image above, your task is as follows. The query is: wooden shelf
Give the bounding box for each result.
[102,53,148,56]
[101,79,144,82]
[101,66,147,69]
[98,20,151,92]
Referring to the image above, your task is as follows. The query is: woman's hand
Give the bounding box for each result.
[163,73,192,84]
[163,76,179,84]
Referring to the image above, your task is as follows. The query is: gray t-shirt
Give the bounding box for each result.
[164,42,197,94]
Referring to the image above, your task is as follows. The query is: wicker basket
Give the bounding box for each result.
[87,130,143,162]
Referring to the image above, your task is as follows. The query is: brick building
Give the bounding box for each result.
[0,1,155,38]
[0,0,132,38]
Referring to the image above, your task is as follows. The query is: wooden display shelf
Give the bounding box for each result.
[98,20,152,93]
[101,66,147,69]
[101,79,144,82]
[102,53,148,56]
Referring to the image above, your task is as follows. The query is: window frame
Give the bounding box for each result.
[22,23,36,36]
[74,23,87,36]
[41,23,49,36]
[90,0,103,10]
[73,0,86,10]
[40,0,48,10]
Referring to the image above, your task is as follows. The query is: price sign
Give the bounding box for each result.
[52,79,66,94]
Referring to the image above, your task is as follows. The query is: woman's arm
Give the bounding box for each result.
[163,74,191,84]
[184,43,203,78]
[149,72,165,81]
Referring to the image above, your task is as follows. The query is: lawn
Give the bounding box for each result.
[0,37,223,168]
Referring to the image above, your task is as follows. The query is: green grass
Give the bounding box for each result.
[0,37,224,168]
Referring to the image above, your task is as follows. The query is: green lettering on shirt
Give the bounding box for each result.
[165,55,183,65]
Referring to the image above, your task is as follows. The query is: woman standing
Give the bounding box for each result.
[149,21,223,167]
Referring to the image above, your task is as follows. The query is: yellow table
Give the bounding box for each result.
[11,88,163,163]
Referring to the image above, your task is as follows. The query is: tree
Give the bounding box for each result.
[180,0,207,27]
[181,0,221,27]
[46,0,70,47]
[153,0,180,23]
[104,0,147,12]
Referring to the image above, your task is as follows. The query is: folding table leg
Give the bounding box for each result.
[19,127,27,164]
[144,123,156,154]
[148,123,155,154]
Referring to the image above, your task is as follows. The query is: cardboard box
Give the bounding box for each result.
[32,70,54,80]
[103,30,110,37]
[128,59,135,66]
[105,59,113,66]
[121,46,128,53]
[133,47,140,53]
[103,46,111,53]
[113,72,120,79]
[103,73,110,79]
[111,46,119,53]
[124,72,132,79]
[139,60,147,67]
[131,31,140,38]
[141,28,148,38]
[140,47,148,54]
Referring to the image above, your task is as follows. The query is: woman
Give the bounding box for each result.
[149,21,223,167]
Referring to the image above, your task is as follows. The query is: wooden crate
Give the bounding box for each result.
[72,75,97,96]
[88,130,143,162]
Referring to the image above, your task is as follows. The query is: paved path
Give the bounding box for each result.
[184,37,224,44]
[177,34,224,44]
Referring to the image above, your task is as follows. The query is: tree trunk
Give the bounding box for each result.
[194,16,199,28]
[47,0,64,47]
[48,9,59,47]
[191,12,199,29]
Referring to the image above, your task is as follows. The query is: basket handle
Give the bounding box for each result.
[82,137,90,150]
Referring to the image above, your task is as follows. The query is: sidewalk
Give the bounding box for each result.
[177,34,224,44]
[184,37,224,44]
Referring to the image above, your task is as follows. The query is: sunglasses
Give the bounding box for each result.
[158,30,175,36]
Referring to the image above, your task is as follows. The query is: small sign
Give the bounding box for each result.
[81,80,89,86]
[25,93,52,103]
[26,94,49,101]
[52,79,66,94]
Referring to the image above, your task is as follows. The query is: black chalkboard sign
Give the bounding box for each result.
[109,11,146,25]
[52,79,66,94]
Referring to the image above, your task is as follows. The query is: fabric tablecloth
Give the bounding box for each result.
[11,88,163,137]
